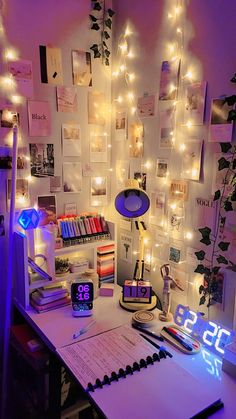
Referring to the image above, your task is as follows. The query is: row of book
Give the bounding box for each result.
[57,215,110,246]
[97,244,115,284]
[30,285,71,313]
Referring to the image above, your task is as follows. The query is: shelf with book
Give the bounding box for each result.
[13,220,117,310]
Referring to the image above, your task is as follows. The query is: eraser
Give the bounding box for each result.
[99,283,114,296]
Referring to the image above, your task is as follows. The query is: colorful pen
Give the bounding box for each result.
[139,333,173,358]
[167,327,199,349]
[73,319,96,339]
[163,327,193,351]
[132,323,164,341]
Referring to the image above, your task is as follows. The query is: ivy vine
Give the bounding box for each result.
[195,74,236,307]
[89,0,115,66]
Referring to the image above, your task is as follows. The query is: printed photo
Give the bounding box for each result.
[39,45,63,85]
[56,87,78,113]
[120,233,133,263]
[50,176,61,193]
[63,162,82,193]
[7,178,29,210]
[134,172,147,191]
[169,245,181,264]
[159,60,180,101]
[137,94,156,117]
[30,143,54,177]
[27,100,51,136]
[91,177,107,206]
[168,201,185,239]
[209,98,233,142]
[169,179,189,201]
[129,123,144,158]
[0,109,19,128]
[62,123,81,157]
[150,191,166,228]
[181,140,203,181]
[116,160,129,189]
[72,50,92,86]
[203,271,225,305]
[159,107,175,148]
[0,147,28,170]
[8,59,33,97]
[90,133,107,162]
[183,81,207,125]
[156,159,168,178]
[115,109,127,141]
[37,195,57,226]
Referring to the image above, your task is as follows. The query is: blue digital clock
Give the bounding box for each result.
[174,304,234,356]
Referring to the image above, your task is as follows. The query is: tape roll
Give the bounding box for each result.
[132,310,155,328]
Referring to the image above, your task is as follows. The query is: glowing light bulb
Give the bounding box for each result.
[128,73,135,82]
[131,106,136,115]
[144,161,151,169]
[26,175,33,183]
[170,202,177,210]
[125,27,132,36]
[176,27,182,34]
[185,231,193,240]
[175,6,182,15]
[119,64,126,73]
[95,177,103,185]
[169,44,175,54]
[119,41,128,54]
[180,143,186,151]
[108,144,112,148]
[17,196,26,204]
[168,12,173,19]
[185,71,193,80]
[109,168,113,172]
[186,120,193,128]
[4,48,18,61]
[127,51,134,58]
[112,70,119,78]
[127,91,134,102]
[0,75,15,89]
[10,94,22,104]
[117,95,123,103]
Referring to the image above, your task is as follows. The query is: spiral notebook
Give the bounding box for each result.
[57,325,222,419]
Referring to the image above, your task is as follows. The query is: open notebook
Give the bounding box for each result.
[57,325,223,419]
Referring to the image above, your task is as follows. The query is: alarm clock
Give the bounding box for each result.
[71,279,94,317]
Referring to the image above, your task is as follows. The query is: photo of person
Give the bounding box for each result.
[210,98,233,142]
[156,159,168,178]
[37,195,57,226]
[30,143,54,177]
[183,82,207,125]
[72,50,92,86]
[134,172,147,191]
[159,60,180,101]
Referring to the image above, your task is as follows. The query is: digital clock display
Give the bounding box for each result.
[71,282,94,303]
[174,304,234,356]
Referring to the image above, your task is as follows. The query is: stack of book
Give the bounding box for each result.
[30,286,71,313]
[57,214,110,247]
[97,244,115,285]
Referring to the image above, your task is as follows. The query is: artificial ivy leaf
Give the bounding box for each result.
[212,266,221,274]
[224,94,236,106]
[199,285,205,294]
[105,58,109,66]
[89,14,97,22]
[94,50,101,58]
[204,267,211,277]
[104,49,110,57]
[216,255,229,264]
[227,109,236,122]
[107,8,115,17]
[194,264,206,274]
[220,142,232,153]
[105,18,112,29]
[199,226,211,238]
[199,296,206,306]
[218,157,230,171]
[200,237,211,246]
[218,241,230,251]
[213,190,221,201]
[224,200,233,211]
[195,250,206,261]
[231,189,236,201]
[93,2,102,11]
[103,31,110,39]
[207,298,212,308]
[103,41,108,48]
[90,43,99,51]
[233,159,236,170]
[91,23,100,31]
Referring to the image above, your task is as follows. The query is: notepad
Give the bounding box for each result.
[57,325,223,419]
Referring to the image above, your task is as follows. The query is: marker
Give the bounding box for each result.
[167,327,199,349]
[132,323,164,342]
[73,319,96,339]
[139,333,173,358]
[162,327,193,351]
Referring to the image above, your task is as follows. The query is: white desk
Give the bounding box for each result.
[14,285,236,419]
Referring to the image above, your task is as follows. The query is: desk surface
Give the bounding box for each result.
[15,285,236,418]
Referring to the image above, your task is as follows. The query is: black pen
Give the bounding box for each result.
[139,333,173,358]
[132,323,164,342]
[163,327,193,351]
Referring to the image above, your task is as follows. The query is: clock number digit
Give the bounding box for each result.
[174,304,188,326]
[202,321,218,347]
[215,328,231,355]
[183,310,198,333]
[84,292,90,300]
